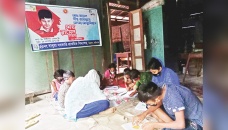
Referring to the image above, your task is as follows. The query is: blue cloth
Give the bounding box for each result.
[184,120,203,130]
[152,58,180,87]
[76,100,110,119]
[162,84,203,127]
[54,93,58,101]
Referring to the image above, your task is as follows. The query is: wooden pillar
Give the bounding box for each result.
[52,50,59,72]
[136,0,140,8]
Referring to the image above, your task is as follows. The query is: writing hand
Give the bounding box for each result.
[142,122,154,130]
[132,113,147,126]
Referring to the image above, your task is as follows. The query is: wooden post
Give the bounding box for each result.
[52,50,59,72]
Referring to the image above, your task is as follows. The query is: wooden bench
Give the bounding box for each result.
[115,52,131,73]
[25,90,35,104]
[183,53,203,82]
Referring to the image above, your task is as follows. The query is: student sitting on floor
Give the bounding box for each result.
[64,69,109,121]
[123,68,134,91]
[148,57,180,87]
[129,69,152,97]
[104,63,117,85]
[133,82,203,130]
[50,69,65,101]
[58,70,75,108]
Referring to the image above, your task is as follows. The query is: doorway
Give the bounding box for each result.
[107,2,146,73]
[107,2,131,73]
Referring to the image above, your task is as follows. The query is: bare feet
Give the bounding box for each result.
[99,107,117,115]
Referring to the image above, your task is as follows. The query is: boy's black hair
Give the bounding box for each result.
[96,70,103,81]
[147,57,162,70]
[96,70,107,90]
[129,69,140,80]
[63,70,75,77]
[38,9,52,20]
[123,68,131,75]
[138,82,162,102]
[54,69,65,79]
[108,63,117,69]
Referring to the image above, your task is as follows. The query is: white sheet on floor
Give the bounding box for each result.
[134,102,147,111]
[121,122,142,130]
[105,86,119,90]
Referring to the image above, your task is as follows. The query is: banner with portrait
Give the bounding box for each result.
[25,3,102,52]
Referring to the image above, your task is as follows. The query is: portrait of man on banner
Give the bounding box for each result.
[25,3,102,51]
[25,6,61,38]
[35,9,60,37]
[36,9,54,35]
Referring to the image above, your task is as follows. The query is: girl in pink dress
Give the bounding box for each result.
[104,63,117,85]
[51,69,65,101]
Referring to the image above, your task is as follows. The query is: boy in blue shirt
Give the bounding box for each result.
[134,82,203,130]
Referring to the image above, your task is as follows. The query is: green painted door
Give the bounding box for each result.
[143,6,165,67]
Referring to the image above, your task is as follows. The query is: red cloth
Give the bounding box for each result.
[120,23,130,51]
[118,78,126,88]
[111,26,121,43]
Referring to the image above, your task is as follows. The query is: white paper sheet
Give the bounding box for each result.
[121,122,142,130]
[121,120,149,130]
[135,102,147,111]
[104,86,119,90]
[121,90,138,98]
[116,88,128,94]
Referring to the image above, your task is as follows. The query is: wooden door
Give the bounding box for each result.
[143,6,165,65]
[129,9,145,71]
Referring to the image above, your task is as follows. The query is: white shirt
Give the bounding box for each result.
[39,26,53,32]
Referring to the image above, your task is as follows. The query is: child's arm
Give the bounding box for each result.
[104,70,110,79]
[125,83,130,91]
[125,82,132,91]
[142,110,186,129]
[114,76,118,85]
[129,84,138,97]
[51,81,57,92]
[129,90,137,97]
[125,81,135,91]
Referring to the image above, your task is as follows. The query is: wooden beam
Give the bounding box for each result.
[45,52,51,85]
[70,49,75,73]
[117,11,125,16]
[110,9,116,14]
[52,50,59,72]
[34,89,51,96]
[106,2,114,62]
[109,6,129,12]
[92,47,96,69]
[115,0,136,5]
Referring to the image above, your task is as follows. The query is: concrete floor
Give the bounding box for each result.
[25,94,154,130]
[25,94,77,130]
[25,73,203,130]
[179,73,203,101]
